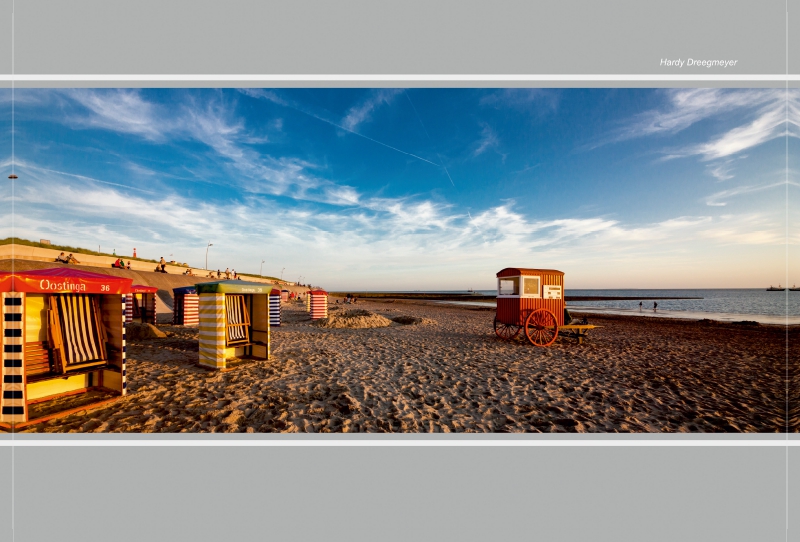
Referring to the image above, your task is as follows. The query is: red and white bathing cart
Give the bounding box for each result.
[493,267,598,347]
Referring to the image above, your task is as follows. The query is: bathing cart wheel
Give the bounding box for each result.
[524,308,559,347]
[494,316,521,340]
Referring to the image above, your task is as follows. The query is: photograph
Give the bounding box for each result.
[1,87,797,433]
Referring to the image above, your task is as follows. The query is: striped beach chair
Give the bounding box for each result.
[48,294,109,373]
[225,294,251,346]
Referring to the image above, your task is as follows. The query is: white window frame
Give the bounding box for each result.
[497,276,520,297]
[497,275,541,299]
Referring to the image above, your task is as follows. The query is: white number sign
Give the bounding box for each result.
[543,285,562,299]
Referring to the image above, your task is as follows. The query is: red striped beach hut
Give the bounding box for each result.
[309,289,328,320]
[172,285,199,326]
[126,284,158,324]
[0,268,132,428]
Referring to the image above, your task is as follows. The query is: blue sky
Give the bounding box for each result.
[2,87,798,289]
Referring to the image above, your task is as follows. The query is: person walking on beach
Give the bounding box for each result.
[159,257,166,272]
[639,301,643,312]
[225,268,231,279]
[653,301,658,312]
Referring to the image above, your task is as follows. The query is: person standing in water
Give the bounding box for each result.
[639,301,643,312]
[653,301,658,312]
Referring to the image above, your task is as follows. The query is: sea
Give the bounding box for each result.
[423,289,800,325]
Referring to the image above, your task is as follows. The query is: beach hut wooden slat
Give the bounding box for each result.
[269,290,281,327]
[1,290,26,424]
[198,293,226,369]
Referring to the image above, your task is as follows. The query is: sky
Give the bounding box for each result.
[1,87,798,290]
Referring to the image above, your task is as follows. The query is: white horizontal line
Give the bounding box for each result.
[0,440,796,447]
[0,74,797,82]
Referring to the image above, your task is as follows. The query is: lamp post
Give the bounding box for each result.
[260,260,265,277]
[205,242,213,270]
[281,267,285,281]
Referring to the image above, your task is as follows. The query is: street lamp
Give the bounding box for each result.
[260,260,265,277]
[205,242,213,270]
[281,267,285,281]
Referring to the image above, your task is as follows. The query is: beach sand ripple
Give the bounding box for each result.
[23,300,795,433]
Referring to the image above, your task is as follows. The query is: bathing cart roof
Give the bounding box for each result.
[195,280,273,294]
[10,267,133,294]
[496,268,564,278]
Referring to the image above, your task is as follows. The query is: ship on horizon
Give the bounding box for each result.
[766,284,785,291]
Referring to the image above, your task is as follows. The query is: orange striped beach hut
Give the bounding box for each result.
[495,268,565,327]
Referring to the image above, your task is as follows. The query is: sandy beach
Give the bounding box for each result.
[21,299,795,433]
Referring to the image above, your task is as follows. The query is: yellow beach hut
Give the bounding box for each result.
[196,280,273,370]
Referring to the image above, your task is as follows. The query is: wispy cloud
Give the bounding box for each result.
[593,89,799,161]
[342,89,402,131]
[704,181,797,206]
[62,89,168,141]
[479,89,559,112]
[687,102,791,160]
[617,89,785,140]
[706,160,735,181]
[473,123,499,157]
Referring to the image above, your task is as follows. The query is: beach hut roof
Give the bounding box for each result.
[496,267,564,278]
[0,271,11,292]
[172,285,197,295]
[131,284,158,294]
[309,289,328,296]
[195,280,273,294]
[11,267,133,294]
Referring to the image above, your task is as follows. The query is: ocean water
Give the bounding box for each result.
[427,289,800,325]
[565,289,800,317]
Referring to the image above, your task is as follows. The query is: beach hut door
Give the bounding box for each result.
[225,294,251,346]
